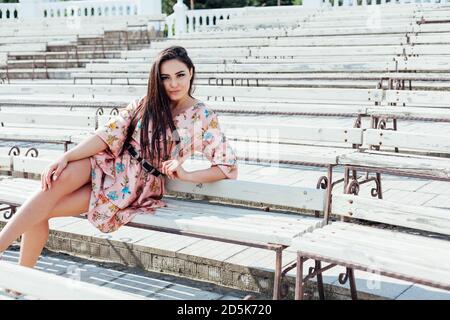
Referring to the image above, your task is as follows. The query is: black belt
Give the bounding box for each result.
[125,144,163,177]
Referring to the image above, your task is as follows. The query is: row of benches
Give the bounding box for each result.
[0,84,448,109]
[0,111,448,299]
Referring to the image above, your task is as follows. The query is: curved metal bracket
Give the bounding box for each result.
[338,271,349,285]
[316,176,328,190]
[8,146,20,156]
[95,107,104,116]
[25,148,39,158]
[2,207,16,220]
[345,179,360,196]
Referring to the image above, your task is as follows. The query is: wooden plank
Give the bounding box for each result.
[398,59,450,72]
[195,86,381,104]
[253,45,406,56]
[322,222,450,255]
[222,121,363,145]
[273,35,406,47]
[154,205,320,233]
[386,90,450,109]
[131,211,310,246]
[163,198,317,223]
[300,228,450,271]
[0,128,73,143]
[332,193,450,235]
[0,156,11,172]
[12,157,50,175]
[150,38,272,49]
[151,210,310,237]
[0,261,143,300]
[366,107,450,121]
[291,235,450,289]
[205,100,367,115]
[0,112,95,129]
[364,129,450,154]
[338,151,450,179]
[0,84,144,98]
[166,179,325,211]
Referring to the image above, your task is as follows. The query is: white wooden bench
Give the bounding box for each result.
[0,154,328,299]
[0,85,381,116]
[287,122,450,298]
[367,89,450,137]
[338,129,450,184]
[291,190,450,299]
[291,181,450,299]
[0,111,96,152]
[0,260,143,300]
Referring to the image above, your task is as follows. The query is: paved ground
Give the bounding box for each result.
[0,246,259,300]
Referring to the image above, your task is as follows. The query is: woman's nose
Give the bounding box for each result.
[170,79,178,88]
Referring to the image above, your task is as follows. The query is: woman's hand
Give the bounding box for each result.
[161,159,189,181]
[41,155,69,191]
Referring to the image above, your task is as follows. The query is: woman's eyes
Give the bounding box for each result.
[161,74,185,81]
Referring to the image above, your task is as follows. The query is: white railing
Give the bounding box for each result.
[42,0,139,18]
[0,0,162,21]
[0,3,20,20]
[185,7,244,34]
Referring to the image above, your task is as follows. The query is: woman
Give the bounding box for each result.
[0,46,238,270]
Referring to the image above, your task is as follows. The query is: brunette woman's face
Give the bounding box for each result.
[160,59,192,103]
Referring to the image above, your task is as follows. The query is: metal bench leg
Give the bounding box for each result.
[295,255,305,300]
[339,267,358,300]
[375,172,383,199]
[273,246,283,300]
[348,268,358,300]
[315,260,325,300]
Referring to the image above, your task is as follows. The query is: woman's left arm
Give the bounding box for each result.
[162,107,238,182]
[177,166,227,183]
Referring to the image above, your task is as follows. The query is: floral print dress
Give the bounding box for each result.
[84,97,238,233]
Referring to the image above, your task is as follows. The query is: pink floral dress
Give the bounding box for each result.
[84,97,238,233]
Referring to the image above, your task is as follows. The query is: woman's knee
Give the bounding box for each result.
[52,159,91,193]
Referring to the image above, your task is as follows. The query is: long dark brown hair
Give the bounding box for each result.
[120,46,196,167]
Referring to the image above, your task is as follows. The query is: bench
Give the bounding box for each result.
[290,128,450,299]
[0,154,328,299]
[0,85,381,115]
[0,260,142,300]
[0,111,96,152]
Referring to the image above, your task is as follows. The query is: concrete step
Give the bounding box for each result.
[76,36,152,46]
[47,43,151,52]
[0,68,80,79]
[8,51,122,61]
[6,60,89,69]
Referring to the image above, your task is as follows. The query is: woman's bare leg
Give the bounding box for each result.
[18,183,92,268]
[0,158,92,254]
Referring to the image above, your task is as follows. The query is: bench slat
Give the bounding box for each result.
[291,231,450,289]
[332,193,450,235]
[338,151,450,179]
[320,222,450,256]
[303,228,450,271]
[0,261,142,300]
[365,129,450,154]
[166,179,325,211]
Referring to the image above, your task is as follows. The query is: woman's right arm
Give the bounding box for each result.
[41,134,108,191]
[64,134,108,162]
[42,98,139,191]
